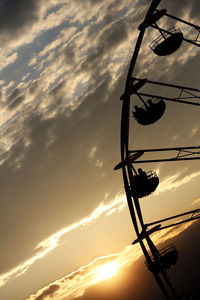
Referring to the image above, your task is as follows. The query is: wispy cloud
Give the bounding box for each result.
[25,246,142,300]
[26,221,193,300]
[155,170,200,195]
[191,197,200,206]
[190,125,199,137]
[0,169,199,288]
[0,194,126,288]
[88,146,97,159]
[0,52,18,72]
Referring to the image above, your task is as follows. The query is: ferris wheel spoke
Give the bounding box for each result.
[128,146,200,164]
[129,146,200,153]
[156,9,200,30]
[151,24,200,48]
[132,77,200,92]
[148,215,200,232]
[146,208,200,228]
[136,92,200,106]
[117,0,200,298]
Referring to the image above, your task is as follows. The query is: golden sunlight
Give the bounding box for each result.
[97,262,119,280]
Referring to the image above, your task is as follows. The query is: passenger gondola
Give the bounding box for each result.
[150,27,183,56]
[132,168,159,198]
[133,98,166,125]
[146,244,178,273]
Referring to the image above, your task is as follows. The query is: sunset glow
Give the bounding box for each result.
[97,262,119,280]
[1,1,200,299]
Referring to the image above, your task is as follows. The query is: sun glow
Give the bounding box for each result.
[97,262,119,280]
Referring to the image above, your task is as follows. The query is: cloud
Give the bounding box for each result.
[78,19,129,76]
[73,221,200,300]
[155,170,200,195]
[89,146,97,159]
[34,285,59,300]
[25,245,141,300]
[1,1,200,299]
[95,159,103,168]
[28,56,37,67]
[190,125,199,137]
[25,221,195,300]
[0,2,77,72]
[1,0,198,176]
[0,52,18,72]
[0,194,126,288]
[0,0,39,35]
[191,197,200,206]
[0,64,123,280]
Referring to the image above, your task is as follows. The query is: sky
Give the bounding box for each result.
[0,0,200,299]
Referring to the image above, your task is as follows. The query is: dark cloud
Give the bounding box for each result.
[64,44,77,65]
[1,0,200,295]
[30,255,121,300]
[88,0,102,4]
[99,20,128,51]
[73,222,200,300]
[74,263,162,300]
[160,0,200,19]
[0,0,40,36]
[35,284,59,300]
[8,94,25,109]
[0,69,123,273]
[7,87,21,103]
[29,79,40,95]
[1,20,200,272]
[24,223,200,300]
[79,18,129,73]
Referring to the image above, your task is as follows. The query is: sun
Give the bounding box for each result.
[97,262,119,280]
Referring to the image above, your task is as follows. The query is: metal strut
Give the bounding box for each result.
[118,0,200,299]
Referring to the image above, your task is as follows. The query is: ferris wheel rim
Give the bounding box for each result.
[118,1,200,298]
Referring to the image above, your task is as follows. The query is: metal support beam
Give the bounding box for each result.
[146,208,200,226]
[132,76,200,92]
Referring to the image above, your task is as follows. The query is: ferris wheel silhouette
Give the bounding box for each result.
[114,0,200,298]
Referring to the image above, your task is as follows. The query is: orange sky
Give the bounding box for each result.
[0,0,200,299]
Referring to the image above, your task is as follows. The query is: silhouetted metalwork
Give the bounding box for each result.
[129,146,200,163]
[146,244,178,272]
[150,27,184,56]
[127,76,200,127]
[114,151,143,170]
[115,0,200,298]
[133,99,166,125]
[132,168,159,198]
[132,77,200,107]
[139,8,200,56]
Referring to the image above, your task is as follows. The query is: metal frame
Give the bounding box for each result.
[131,77,200,107]
[151,9,200,47]
[129,146,200,163]
[117,1,200,298]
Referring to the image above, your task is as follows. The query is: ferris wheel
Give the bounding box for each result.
[114,0,200,299]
